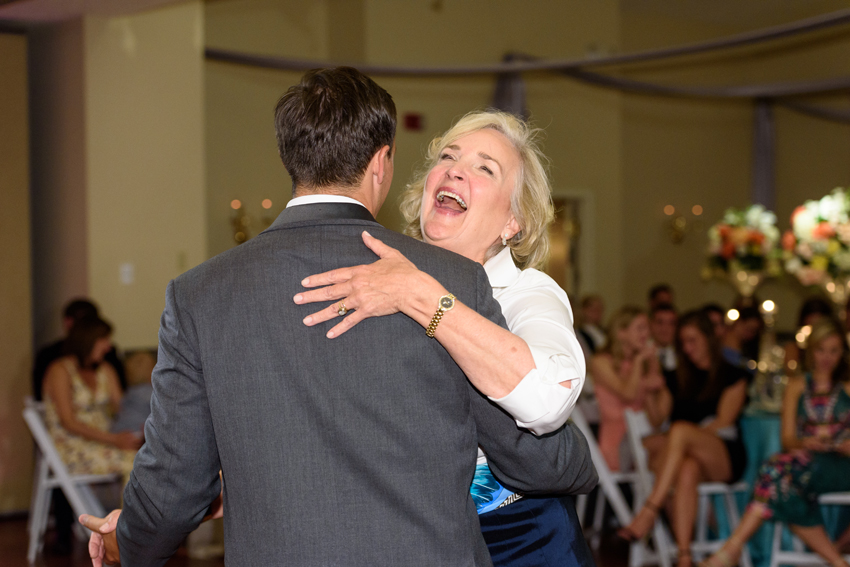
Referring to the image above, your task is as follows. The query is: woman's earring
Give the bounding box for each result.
[502,235,508,246]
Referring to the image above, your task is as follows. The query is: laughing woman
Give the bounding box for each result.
[295,110,593,566]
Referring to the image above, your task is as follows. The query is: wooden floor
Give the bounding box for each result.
[0,514,629,566]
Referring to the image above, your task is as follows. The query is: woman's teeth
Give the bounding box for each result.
[436,190,467,210]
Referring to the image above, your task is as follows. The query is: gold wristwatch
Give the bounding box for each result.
[425,293,456,338]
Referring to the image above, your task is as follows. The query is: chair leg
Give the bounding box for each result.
[769,522,782,567]
[27,460,50,564]
[695,493,709,549]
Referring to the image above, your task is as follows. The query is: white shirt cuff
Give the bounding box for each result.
[489,353,583,435]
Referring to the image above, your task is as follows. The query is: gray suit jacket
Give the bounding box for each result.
[117,203,597,567]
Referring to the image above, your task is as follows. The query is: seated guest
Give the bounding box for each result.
[651,303,678,371]
[702,303,727,340]
[110,351,155,435]
[592,306,666,471]
[618,310,748,567]
[578,294,607,355]
[648,283,675,311]
[42,317,141,486]
[722,305,763,371]
[786,297,835,373]
[34,298,126,401]
[702,318,850,567]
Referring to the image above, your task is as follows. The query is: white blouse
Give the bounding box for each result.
[483,246,586,435]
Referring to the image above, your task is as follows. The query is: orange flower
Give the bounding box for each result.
[747,230,765,245]
[718,225,731,239]
[721,241,736,260]
[812,222,836,240]
[781,230,796,251]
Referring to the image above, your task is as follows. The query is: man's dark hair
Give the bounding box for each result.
[701,303,725,319]
[63,299,98,322]
[650,302,677,318]
[64,316,112,368]
[274,67,396,193]
[648,283,673,302]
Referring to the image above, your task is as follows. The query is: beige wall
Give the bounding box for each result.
[0,32,34,513]
[85,1,207,349]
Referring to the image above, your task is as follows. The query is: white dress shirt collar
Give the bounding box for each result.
[483,246,520,289]
[286,194,368,209]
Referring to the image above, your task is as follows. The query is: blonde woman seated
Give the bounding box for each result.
[618,310,749,567]
[702,318,850,567]
[591,306,666,472]
[42,317,141,485]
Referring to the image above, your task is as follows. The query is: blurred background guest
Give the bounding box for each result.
[702,318,850,567]
[109,350,155,436]
[722,305,764,371]
[649,283,675,311]
[786,297,835,373]
[578,294,608,356]
[42,316,141,481]
[33,298,126,401]
[702,303,728,340]
[618,310,748,567]
[651,303,678,372]
[592,306,665,471]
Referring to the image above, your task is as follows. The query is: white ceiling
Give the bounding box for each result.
[0,0,185,23]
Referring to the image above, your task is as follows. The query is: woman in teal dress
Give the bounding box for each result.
[702,318,850,567]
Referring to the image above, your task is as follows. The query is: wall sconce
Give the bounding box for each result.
[231,199,275,244]
[664,204,704,244]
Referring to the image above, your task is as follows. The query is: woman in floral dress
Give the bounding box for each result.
[42,317,141,484]
[702,318,850,567]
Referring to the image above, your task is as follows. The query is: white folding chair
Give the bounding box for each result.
[768,492,850,567]
[572,407,640,549]
[624,409,753,567]
[23,398,120,564]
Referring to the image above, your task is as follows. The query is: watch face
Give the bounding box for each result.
[440,296,454,309]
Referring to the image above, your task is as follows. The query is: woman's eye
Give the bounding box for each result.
[440,153,454,160]
[481,166,493,175]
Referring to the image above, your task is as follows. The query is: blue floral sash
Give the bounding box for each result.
[471,463,514,514]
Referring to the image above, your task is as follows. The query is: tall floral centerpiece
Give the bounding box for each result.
[705,205,781,300]
[783,188,850,310]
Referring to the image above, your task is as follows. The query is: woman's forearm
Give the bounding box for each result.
[60,417,116,445]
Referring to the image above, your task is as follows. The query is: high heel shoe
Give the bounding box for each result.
[617,500,661,542]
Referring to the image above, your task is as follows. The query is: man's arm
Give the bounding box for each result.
[469,266,598,495]
[116,280,221,567]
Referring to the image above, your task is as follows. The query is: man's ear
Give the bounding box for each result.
[370,145,392,185]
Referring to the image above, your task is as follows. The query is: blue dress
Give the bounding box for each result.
[473,463,595,566]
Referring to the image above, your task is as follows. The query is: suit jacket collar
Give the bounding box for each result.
[266,202,378,232]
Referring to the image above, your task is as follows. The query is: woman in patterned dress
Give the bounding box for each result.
[702,318,850,567]
[42,317,141,484]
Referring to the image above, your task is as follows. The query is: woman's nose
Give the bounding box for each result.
[446,165,465,181]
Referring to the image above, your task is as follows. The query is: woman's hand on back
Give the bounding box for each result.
[801,436,832,453]
[294,231,441,338]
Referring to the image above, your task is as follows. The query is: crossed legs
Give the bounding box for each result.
[619,422,733,567]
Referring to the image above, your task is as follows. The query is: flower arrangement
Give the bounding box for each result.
[706,204,781,277]
[782,188,850,287]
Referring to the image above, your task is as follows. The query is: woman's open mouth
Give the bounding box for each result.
[436,189,468,212]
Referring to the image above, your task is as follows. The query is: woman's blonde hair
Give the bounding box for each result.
[600,305,646,364]
[805,317,850,383]
[398,109,554,270]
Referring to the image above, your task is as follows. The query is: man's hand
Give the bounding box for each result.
[79,509,121,567]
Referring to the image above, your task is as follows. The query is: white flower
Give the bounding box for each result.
[785,257,803,274]
[793,205,818,239]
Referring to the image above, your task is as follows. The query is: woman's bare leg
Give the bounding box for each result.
[704,503,768,566]
[790,525,850,567]
[672,457,702,566]
[622,422,731,539]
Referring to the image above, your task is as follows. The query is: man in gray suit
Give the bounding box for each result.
[84,67,596,566]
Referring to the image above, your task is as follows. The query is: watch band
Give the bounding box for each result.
[426,293,456,338]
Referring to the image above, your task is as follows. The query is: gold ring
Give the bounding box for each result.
[337,302,348,316]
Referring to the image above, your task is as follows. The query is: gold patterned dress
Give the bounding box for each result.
[44,360,136,484]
